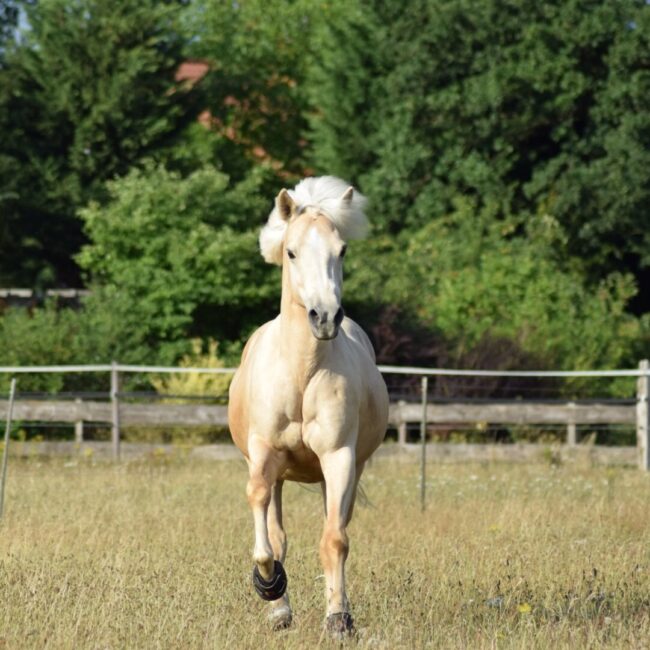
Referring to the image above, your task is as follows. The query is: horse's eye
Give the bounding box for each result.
[287,249,296,260]
[340,245,347,258]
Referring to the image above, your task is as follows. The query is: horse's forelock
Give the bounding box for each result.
[259,210,287,265]
[290,176,369,241]
[260,176,369,265]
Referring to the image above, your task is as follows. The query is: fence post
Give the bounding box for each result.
[420,376,428,512]
[397,400,407,445]
[111,361,121,460]
[74,397,84,443]
[566,401,577,446]
[0,378,17,520]
[637,359,649,471]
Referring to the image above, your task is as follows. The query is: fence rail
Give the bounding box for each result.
[390,401,635,426]
[1,360,648,470]
[0,399,634,428]
[1,363,649,377]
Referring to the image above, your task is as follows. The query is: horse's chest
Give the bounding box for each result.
[276,420,304,450]
[270,375,355,451]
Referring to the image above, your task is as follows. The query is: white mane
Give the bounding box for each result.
[259,176,369,265]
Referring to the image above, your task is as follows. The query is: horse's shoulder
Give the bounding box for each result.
[238,318,278,367]
[341,318,376,362]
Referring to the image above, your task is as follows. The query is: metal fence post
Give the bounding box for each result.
[420,376,428,512]
[397,400,407,445]
[0,378,17,520]
[637,359,649,471]
[111,361,121,460]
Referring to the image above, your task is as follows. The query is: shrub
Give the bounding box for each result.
[344,201,646,395]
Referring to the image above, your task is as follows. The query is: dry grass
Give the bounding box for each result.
[0,453,648,649]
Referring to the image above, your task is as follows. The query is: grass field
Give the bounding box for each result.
[0,453,648,649]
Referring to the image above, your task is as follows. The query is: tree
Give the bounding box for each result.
[183,0,319,180]
[303,0,384,183]
[306,0,650,305]
[0,1,22,64]
[77,164,280,362]
[0,0,201,287]
[343,200,646,377]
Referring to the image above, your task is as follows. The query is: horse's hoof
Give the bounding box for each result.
[325,612,355,640]
[252,560,287,601]
[269,605,292,631]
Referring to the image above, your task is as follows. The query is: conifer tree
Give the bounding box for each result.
[306,0,650,305]
[0,0,200,286]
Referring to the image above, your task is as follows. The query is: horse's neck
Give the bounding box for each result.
[280,270,326,389]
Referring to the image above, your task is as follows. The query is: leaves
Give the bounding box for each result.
[0,0,201,286]
[306,0,650,301]
[77,163,280,356]
[344,201,643,376]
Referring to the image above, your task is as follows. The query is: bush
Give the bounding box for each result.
[122,338,233,445]
[77,163,281,360]
[0,304,94,393]
[344,200,646,395]
[149,338,232,401]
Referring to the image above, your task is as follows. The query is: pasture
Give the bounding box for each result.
[0,455,648,649]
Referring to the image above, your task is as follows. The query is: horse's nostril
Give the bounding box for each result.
[308,309,318,323]
[334,307,344,327]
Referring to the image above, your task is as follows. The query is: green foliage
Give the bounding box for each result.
[0,162,280,391]
[0,0,200,286]
[345,201,645,374]
[307,0,650,305]
[0,294,186,393]
[183,0,318,179]
[0,0,647,383]
[150,338,231,399]
[304,0,382,182]
[522,1,650,280]
[0,0,28,63]
[0,303,99,392]
[77,163,280,360]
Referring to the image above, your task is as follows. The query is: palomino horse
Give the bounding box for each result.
[228,176,389,637]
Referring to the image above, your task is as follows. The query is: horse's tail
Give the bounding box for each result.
[298,480,373,509]
[355,481,373,509]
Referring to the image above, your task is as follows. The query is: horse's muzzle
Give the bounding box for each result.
[308,306,344,340]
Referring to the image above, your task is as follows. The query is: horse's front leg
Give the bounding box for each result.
[266,480,292,629]
[319,445,357,639]
[246,439,288,610]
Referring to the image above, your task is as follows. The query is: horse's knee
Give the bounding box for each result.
[320,526,349,567]
[247,475,271,509]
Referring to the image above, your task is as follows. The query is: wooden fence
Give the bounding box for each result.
[0,360,648,470]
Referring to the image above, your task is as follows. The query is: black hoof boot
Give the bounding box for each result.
[326,612,355,640]
[252,560,287,601]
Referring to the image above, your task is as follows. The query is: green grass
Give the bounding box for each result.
[0,455,648,648]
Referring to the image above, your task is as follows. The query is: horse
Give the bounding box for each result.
[228,176,389,638]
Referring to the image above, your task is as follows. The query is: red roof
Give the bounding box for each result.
[175,60,209,85]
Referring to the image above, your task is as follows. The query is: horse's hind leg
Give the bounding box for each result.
[246,441,288,606]
[267,480,292,629]
[318,446,357,639]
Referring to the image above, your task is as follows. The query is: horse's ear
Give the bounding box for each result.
[341,186,354,203]
[276,189,297,221]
